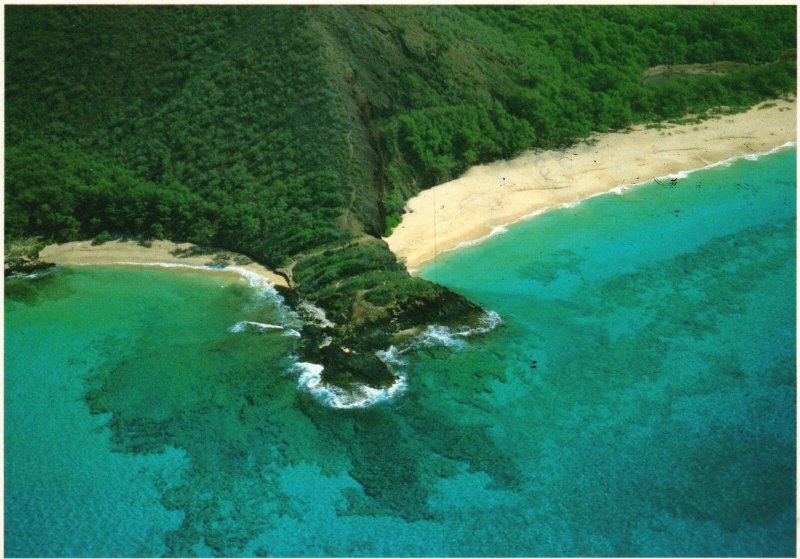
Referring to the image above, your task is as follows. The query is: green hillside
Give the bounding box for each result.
[5,5,796,387]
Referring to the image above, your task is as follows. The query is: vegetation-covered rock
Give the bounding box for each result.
[4,237,54,277]
[5,5,796,387]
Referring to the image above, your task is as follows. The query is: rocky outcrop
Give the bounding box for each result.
[294,278,485,388]
[4,256,55,277]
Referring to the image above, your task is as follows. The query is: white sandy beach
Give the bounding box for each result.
[385,98,797,271]
[39,239,289,288]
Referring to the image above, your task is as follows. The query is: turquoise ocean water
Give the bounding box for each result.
[5,147,796,557]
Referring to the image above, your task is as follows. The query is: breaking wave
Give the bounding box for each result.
[291,310,500,409]
[227,266,283,302]
[113,261,285,306]
[228,320,285,333]
[292,361,407,409]
[409,310,502,350]
[375,345,406,368]
[434,141,798,261]
[652,141,797,178]
[452,225,509,251]
[415,325,468,349]
[667,170,690,180]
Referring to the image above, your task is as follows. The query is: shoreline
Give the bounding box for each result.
[37,239,289,288]
[384,98,797,271]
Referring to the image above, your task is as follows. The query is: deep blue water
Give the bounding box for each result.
[5,147,796,556]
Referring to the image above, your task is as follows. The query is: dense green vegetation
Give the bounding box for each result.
[7,8,355,264]
[6,5,795,386]
[369,5,796,222]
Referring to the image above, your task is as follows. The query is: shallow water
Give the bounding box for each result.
[5,148,796,557]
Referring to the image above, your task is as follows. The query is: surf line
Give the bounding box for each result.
[431,140,797,260]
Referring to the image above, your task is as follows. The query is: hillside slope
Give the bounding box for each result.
[6,5,796,388]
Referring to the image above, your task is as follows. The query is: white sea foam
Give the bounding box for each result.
[452,225,509,251]
[116,261,208,270]
[113,261,302,336]
[283,328,302,338]
[228,321,247,333]
[226,266,284,304]
[433,141,796,262]
[601,142,795,200]
[114,261,285,305]
[416,325,468,349]
[292,361,406,409]
[519,207,549,220]
[376,345,407,368]
[466,310,503,335]
[651,141,796,178]
[741,141,794,160]
[668,170,690,180]
[228,320,284,333]
[289,310,500,409]
[406,310,503,351]
[295,361,324,385]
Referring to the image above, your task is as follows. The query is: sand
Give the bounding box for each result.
[38,239,289,288]
[385,98,797,271]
